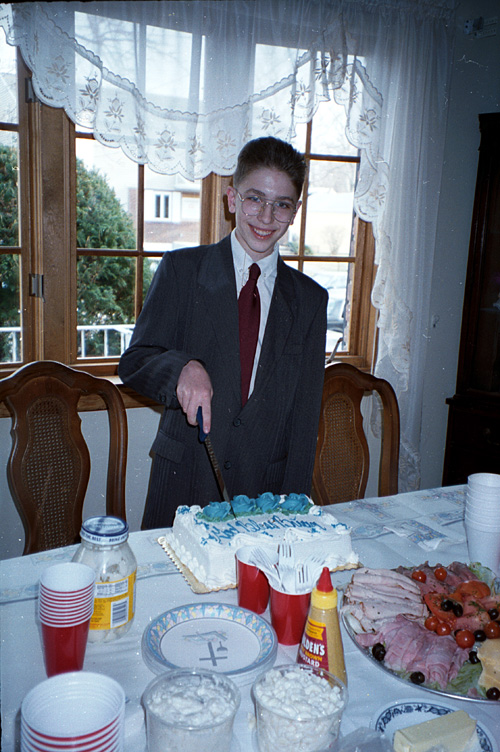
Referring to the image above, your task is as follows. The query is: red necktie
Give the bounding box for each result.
[239,263,261,405]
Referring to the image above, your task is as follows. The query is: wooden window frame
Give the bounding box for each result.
[1,57,377,414]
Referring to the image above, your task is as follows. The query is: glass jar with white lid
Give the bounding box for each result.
[72,516,137,642]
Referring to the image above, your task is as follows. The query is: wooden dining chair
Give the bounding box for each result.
[312,362,400,505]
[0,360,128,554]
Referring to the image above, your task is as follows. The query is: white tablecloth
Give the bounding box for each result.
[1,485,499,751]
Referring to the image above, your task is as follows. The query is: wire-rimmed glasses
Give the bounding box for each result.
[235,191,297,223]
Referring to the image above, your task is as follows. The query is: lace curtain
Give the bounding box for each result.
[0,0,456,492]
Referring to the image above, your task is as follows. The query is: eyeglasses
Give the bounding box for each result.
[235,191,297,223]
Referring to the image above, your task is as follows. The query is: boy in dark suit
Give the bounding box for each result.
[119,136,328,528]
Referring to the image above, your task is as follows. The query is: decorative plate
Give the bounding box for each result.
[142,602,277,685]
[372,699,498,752]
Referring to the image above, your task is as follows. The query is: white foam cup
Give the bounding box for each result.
[464,509,500,528]
[21,672,125,746]
[466,489,500,507]
[468,473,500,492]
[464,519,500,575]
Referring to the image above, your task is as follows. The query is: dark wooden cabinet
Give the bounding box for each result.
[443,113,500,485]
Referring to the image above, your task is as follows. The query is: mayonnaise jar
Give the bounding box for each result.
[72,516,137,642]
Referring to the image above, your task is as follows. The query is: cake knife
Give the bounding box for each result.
[197,406,231,504]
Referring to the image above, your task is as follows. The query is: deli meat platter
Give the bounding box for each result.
[341,561,500,702]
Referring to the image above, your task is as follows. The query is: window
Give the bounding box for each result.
[0,44,376,401]
[0,37,20,365]
[281,99,377,365]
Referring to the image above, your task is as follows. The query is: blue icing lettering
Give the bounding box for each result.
[202,518,264,544]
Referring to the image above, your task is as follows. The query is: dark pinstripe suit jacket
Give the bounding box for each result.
[118,235,327,528]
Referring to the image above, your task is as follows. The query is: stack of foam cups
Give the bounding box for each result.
[38,562,96,677]
[21,672,125,752]
[464,473,500,576]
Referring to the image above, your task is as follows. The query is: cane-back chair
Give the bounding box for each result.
[312,362,400,505]
[0,361,128,554]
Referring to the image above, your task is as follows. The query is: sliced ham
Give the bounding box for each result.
[358,614,470,690]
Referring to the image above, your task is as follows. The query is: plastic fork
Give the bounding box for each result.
[278,542,296,591]
[295,562,312,593]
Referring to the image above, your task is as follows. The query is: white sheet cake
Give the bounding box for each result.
[163,493,359,591]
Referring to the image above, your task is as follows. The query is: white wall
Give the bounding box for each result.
[419,0,500,488]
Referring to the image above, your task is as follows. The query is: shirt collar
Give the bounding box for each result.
[230,229,279,281]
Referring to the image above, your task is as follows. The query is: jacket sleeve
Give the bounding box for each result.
[281,286,328,494]
[118,251,196,407]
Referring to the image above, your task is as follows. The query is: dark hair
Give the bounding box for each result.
[233,137,306,199]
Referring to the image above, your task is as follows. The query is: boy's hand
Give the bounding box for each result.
[176,360,213,433]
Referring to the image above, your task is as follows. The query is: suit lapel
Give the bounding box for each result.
[197,237,241,401]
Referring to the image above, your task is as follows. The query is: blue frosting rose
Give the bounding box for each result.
[231,495,257,516]
[201,501,233,521]
[256,492,280,513]
[281,493,311,514]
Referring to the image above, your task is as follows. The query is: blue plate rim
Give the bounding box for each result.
[142,601,277,679]
[371,698,497,752]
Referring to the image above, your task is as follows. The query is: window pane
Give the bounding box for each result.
[77,255,135,359]
[76,138,137,249]
[310,97,357,156]
[304,161,357,256]
[144,166,201,251]
[0,133,19,246]
[0,253,21,363]
[303,260,349,353]
[0,35,18,124]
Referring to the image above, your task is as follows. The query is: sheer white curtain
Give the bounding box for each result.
[0,0,456,491]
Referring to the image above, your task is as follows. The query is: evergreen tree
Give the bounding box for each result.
[0,146,153,359]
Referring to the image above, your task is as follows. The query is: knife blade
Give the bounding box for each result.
[197,406,231,504]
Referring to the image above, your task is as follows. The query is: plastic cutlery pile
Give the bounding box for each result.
[244,545,326,594]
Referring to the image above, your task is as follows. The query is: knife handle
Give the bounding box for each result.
[197,406,207,442]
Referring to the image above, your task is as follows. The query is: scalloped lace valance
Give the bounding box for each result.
[0,0,457,491]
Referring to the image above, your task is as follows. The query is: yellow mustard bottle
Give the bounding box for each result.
[297,566,347,685]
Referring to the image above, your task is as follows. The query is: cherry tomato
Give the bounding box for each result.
[455,629,475,649]
[412,570,427,583]
[454,580,491,599]
[434,567,448,581]
[425,615,439,632]
[484,621,500,639]
[436,622,452,636]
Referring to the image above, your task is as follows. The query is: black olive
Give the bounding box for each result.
[372,643,386,661]
[410,671,425,684]
[488,608,499,621]
[474,629,487,642]
[441,599,453,611]
[452,603,463,617]
[469,651,480,664]
[486,687,500,701]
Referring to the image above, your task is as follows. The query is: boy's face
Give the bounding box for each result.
[227,167,300,261]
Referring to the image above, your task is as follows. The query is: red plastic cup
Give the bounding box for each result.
[236,548,270,614]
[41,620,91,677]
[269,586,310,645]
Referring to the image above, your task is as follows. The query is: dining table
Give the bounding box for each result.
[1,484,499,751]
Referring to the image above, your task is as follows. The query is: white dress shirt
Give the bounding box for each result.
[231,229,278,397]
